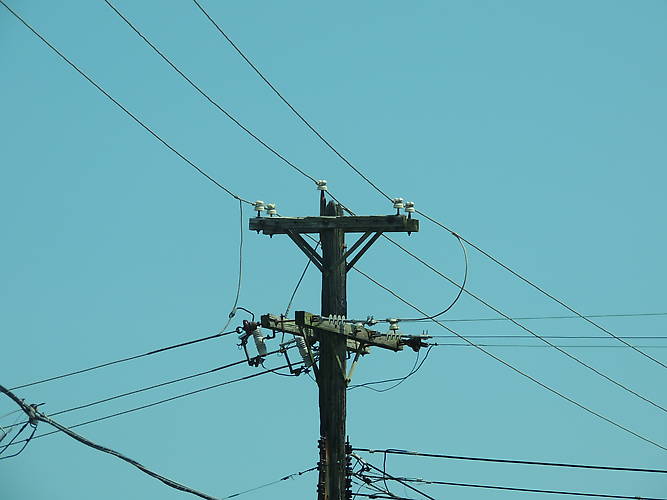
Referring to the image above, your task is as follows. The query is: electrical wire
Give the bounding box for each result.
[2,362,297,449]
[220,465,317,499]
[379,235,667,414]
[439,312,667,322]
[1,383,224,500]
[0,0,252,205]
[189,0,392,203]
[220,199,245,333]
[353,447,667,474]
[352,454,437,500]
[416,209,667,370]
[102,0,318,185]
[363,474,667,500]
[5,352,292,431]
[395,234,468,322]
[429,334,667,339]
[9,329,237,390]
[348,347,433,393]
[429,343,667,348]
[352,267,667,451]
[187,0,667,371]
[285,240,321,317]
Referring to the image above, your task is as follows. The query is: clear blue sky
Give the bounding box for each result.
[1,0,666,498]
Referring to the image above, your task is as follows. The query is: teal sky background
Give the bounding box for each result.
[1,0,666,498]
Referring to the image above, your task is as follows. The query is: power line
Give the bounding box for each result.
[220,466,317,499]
[365,474,667,500]
[352,453,437,500]
[353,267,667,451]
[4,346,293,433]
[429,343,667,348]
[186,0,667,372]
[348,347,433,393]
[353,447,667,474]
[1,383,223,500]
[0,0,252,205]
[102,0,318,185]
[380,235,667,414]
[9,329,237,390]
[220,199,245,333]
[429,334,667,339]
[437,312,667,322]
[2,363,297,449]
[416,210,667,370]
[189,0,391,203]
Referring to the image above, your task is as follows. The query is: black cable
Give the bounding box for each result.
[430,343,667,348]
[353,448,667,474]
[285,240,320,317]
[429,334,667,339]
[220,465,317,499]
[102,0,318,185]
[439,312,667,322]
[380,235,667,415]
[188,0,667,372]
[364,474,667,500]
[221,199,245,333]
[0,422,37,460]
[4,347,292,433]
[352,454,437,500]
[396,235,468,322]
[352,267,667,451]
[9,330,237,390]
[348,347,433,393]
[416,209,667,370]
[1,384,223,500]
[0,0,252,205]
[2,363,296,448]
[189,0,387,201]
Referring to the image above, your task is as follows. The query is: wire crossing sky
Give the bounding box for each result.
[1,1,666,500]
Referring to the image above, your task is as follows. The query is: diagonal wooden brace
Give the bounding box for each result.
[285,229,324,272]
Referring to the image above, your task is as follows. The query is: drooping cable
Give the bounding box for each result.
[220,199,245,333]
[352,453,437,500]
[395,234,468,322]
[9,329,237,390]
[186,0,667,370]
[380,235,667,414]
[348,347,433,393]
[0,0,252,205]
[352,267,667,451]
[1,383,223,500]
[353,447,667,474]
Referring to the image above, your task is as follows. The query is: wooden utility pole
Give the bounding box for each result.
[318,198,347,500]
[249,191,419,500]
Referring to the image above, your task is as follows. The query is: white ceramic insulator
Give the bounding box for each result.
[295,337,313,368]
[265,203,277,216]
[405,201,415,213]
[388,318,400,331]
[392,197,404,209]
[252,328,267,356]
[253,200,265,213]
[316,180,328,191]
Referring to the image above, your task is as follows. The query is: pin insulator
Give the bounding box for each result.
[253,200,265,214]
[405,201,415,213]
[265,203,277,216]
[392,197,404,209]
[316,180,328,191]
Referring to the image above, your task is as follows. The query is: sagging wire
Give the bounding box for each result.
[220,199,245,333]
[348,346,433,393]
